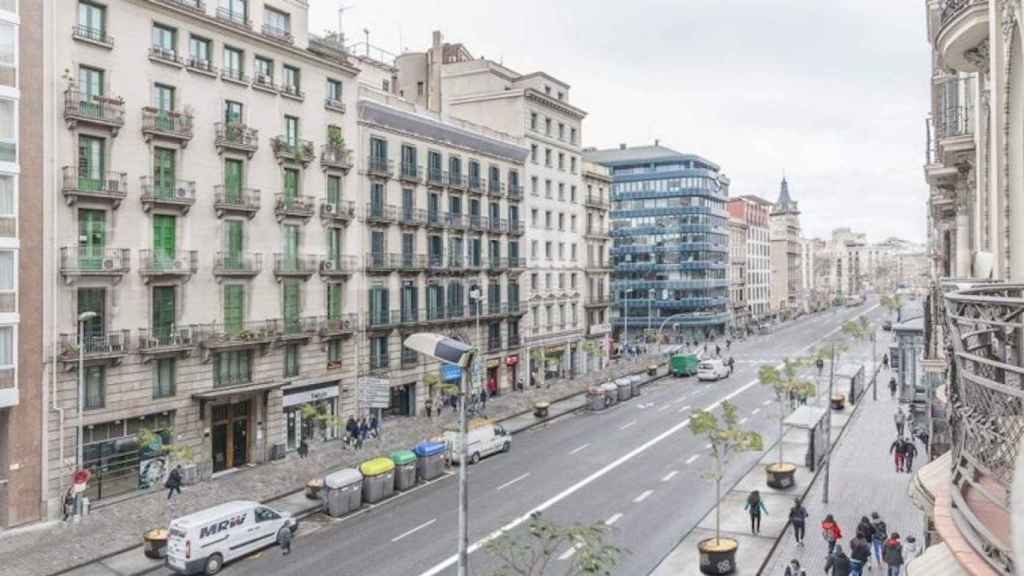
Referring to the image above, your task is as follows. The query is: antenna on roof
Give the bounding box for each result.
[363,28,370,56]
[337,2,353,46]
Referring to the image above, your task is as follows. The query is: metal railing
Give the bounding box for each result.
[940,0,987,25]
[367,156,393,177]
[275,194,315,217]
[140,177,196,204]
[185,57,217,74]
[427,168,445,186]
[215,122,258,152]
[400,162,421,182]
[61,167,127,199]
[325,97,346,113]
[271,137,315,164]
[943,284,1023,575]
[142,107,192,139]
[319,255,357,274]
[321,144,352,170]
[199,320,278,347]
[220,68,249,84]
[400,253,427,270]
[365,253,399,272]
[400,206,427,226]
[321,199,355,220]
[213,251,262,275]
[214,186,260,213]
[148,46,182,65]
[72,25,113,46]
[365,203,397,223]
[262,24,294,44]
[273,253,316,276]
[138,325,196,352]
[63,88,125,126]
[508,184,524,200]
[216,7,251,29]
[59,330,130,359]
[448,173,467,190]
[139,250,198,275]
[60,247,130,275]
[319,314,358,336]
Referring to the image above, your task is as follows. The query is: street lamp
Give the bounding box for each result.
[76,310,98,471]
[403,333,474,576]
[469,285,482,395]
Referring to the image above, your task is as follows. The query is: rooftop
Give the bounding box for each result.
[584,144,720,171]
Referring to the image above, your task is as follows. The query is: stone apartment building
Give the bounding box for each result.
[769,178,802,315]
[727,196,771,321]
[728,214,749,329]
[580,160,611,371]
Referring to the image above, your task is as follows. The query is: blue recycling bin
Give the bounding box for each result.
[414,441,447,481]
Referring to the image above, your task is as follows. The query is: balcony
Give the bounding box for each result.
[59,247,130,283]
[273,254,316,279]
[487,336,503,352]
[140,177,196,213]
[447,255,466,274]
[274,194,315,222]
[214,186,260,219]
[486,257,507,274]
[399,207,427,228]
[426,210,445,229]
[319,314,358,338]
[369,352,390,371]
[61,167,127,207]
[936,0,989,72]
[58,330,130,366]
[585,295,611,308]
[155,0,205,14]
[468,177,484,195]
[943,283,1023,575]
[325,97,346,114]
[199,320,278,351]
[280,83,304,102]
[584,195,608,209]
[276,316,320,341]
[427,254,445,270]
[141,107,193,145]
[465,257,484,273]
[220,67,249,86]
[364,203,398,225]
[262,24,295,45]
[584,226,611,240]
[320,199,355,224]
[427,168,446,188]
[448,173,467,191]
[399,163,422,184]
[487,218,506,235]
[508,221,525,236]
[508,185,524,201]
[507,257,527,271]
[424,307,447,323]
[321,144,353,172]
[185,57,218,77]
[213,252,262,279]
[399,308,422,325]
[148,46,183,68]
[215,7,252,30]
[215,122,259,158]
[468,215,488,232]
[399,253,427,273]
[137,325,196,357]
[365,253,399,274]
[487,180,504,198]
[508,302,524,315]
[319,254,357,278]
[366,156,394,179]
[63,88,125,135]
[271,137,315,167]
[508,333,522,348]
[366,309,397,331]
[446,212,468,231]
[72,25,114,49]
[139,249,198,283]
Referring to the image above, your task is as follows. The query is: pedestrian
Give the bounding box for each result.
[62,486,75,521]
[297,438,309,459]
[821,514,842,556]
[825,543,852,576]
[870,512,888,568]
[359,417,369,443]
[883,353,890,369]
[890,436,906,472]
[882,532,904,576]
[904,535,920,560]
[903,437,918,473]
[788,497,808,546]
[850,533,871,576]
[727,356,735,376]
[277,524,292,556]
[164,464,183,500]
[345,416,357,443]
[715,344,721,357]
[517,377,524,392]
[744,490,767,534]
[894,408,906,436]
[889,376,898,398]
[370,414,379,439]
[479,388,488,411]
[726,338,732,351]
[856,515,874,542]
[784,559,807,576]
[816,357,825,376]
[435,396,444,417]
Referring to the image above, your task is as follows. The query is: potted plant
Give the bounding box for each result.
[758,359,815,489]
[137,428,193,559]
[689,401,763,575]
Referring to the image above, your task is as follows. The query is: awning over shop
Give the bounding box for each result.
[908,451,950,514]
[906,542,970,576]
[192,380,286,401]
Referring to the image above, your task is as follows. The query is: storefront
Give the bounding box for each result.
[506,355,519,390]
[283,380,341,451]
[193,381,282,476]
[544,346,565,380]
[486,359,500,395]
[388,382,416,416]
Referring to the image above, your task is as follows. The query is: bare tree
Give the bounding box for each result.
[483,512,623,576]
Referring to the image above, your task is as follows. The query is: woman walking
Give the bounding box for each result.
[744,490,767,534]
[821,513,842,556]
[788,498,808,546]
[882,532,904,576]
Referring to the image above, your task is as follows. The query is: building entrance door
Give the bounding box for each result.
[211,401,250,473]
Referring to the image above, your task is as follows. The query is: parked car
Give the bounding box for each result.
[445,422,510,464]
[166,501,297,575]
[697,359,730,381]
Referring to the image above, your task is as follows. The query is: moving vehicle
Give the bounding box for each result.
[166,501,297,575]
[670,353,700,377]
[697,359,730,381]
[444,422,510,464]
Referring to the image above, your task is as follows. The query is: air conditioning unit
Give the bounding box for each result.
[322,260,335,272]
[176,187,188,198]
[102,257,116,270]
[322,203,334,214]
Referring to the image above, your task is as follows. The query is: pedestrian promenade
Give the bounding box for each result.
[0,356,661,576]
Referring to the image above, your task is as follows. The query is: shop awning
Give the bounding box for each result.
[906,542,969,576]
[908,451,951,513]
[192,380,286,401]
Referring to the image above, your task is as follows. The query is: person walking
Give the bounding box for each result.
[479,388,488,412]
[821,514,842,556]
[816,357,825,377]
[890,436,906,473]
[894,408,906,436]
[889,376,898,398]
[726,338,732,351]
[715,344,721,358]
[870,512,888,569]
[277,524,293,556]
[825,543,852,576]
[164,464,183,500]
[882,353,889,369]
[784,559,807,576]
[882,532,904,576]
[727,356,735,376]
[903,437,918,473]
[345,416,358,445]
[855,515,874,542]
[370,414,379,439]
[788,498,808,546]
[358,417,369,444]
[849,533,871,576]
[297,438,309,459]
[744,490,767,534]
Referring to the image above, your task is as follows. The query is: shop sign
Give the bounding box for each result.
[589,323,611,336]
[358,377,391,409]
[505,355,519,366]
[486,358,501,368]
[283,382,340,408]
[440,362,462,382]
[544,346,565,355]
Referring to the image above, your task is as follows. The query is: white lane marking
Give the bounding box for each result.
[658,404,671,412]
[661,470,679,482]
[674,396,689,405]
[569,443,590,456]
[685,454,700,465]
[558,543,582,561]
[751,408,760,415]
[762,400,772,406]
[416,375,764,576]
[392,518,437,542]
[496,473,530,492]
[605,513,623,526]
[678,405,692,413]
[739,417,749,425]
[619,420,637,431]
[633,489,654,503]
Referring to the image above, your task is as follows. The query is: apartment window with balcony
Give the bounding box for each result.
[571,273,577,289]
[543,211,551,229]
[468,160,480,188]
[449,156,461,181]
[223,46,244,80]
[153,358,175,399]
[558,273,564,289]
[224,0,248,22]
[546,305,553,328]
[0,99,14,163]
[571,214,577,232]
[223,284,245,333]
[215,350,252,387]
[545,273,551,290]
[401,144,416,177]
[530,145,537,164]
[283,65,300,94]
[189,35,212,69]
[151,24,177,58]
[531,306,539,329]
[264,7,291,37]
[224,100,243,125]
[284,344,300,377]
[544,149,552,167]
[544,118,551,135]
[508,281,519,306]
[284,115,299,146]
[327,340,343,365]
[255,56,274,84]
[559,304,566,327]
[558,243,564,260]
[530,209,538,227]
[77,2,107,43]
[84,365,105,409]
[508,240,519,261]
[559,183,567,201]
[152,147,177,198]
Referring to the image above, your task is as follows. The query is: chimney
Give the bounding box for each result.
[619,143,626,150]
[432,30,442,49]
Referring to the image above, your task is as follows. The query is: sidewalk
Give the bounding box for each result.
[1,356,662,576]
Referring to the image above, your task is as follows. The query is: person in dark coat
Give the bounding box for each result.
[882,353,889,369]
[164,465,183,500]
[825,543,852,576]
[882,532,904,576]
[744,490,767,534]
[345,416,358,444]
[856,516,874,542]
[788,498,808,546]
[297,439,309,459]
[903,438,918,473]
[849,533,871,576]
[889,376,898,398]
[784,559,806,576]
[870,512,888,569]
[890,436,906,472]
[479,388,488,411]
[277,524,292,555]
[370,414,379,439]
[358,418,369,442]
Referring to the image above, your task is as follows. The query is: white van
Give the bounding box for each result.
[444,422,511,464]
[697,359,730,381]
[166,500,297,575]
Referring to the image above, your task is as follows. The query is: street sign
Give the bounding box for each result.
[440,363,462,382]
[358,376,390,409]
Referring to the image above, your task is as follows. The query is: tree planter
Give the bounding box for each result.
[765,462,797,489]
[698,537,738,575]
[143,528,168,559]
[533,401,550,419]
[831,394,846,411]
[305,478,322,499]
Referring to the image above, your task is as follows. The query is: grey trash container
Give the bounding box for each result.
[600,383,619,406]
[414,442,447,481]
[391,451,418,491]
[616,379,632,401]
[360,458,396,504]
[323,468,363,518]
[588,387,606,411]
[629,375,643,397]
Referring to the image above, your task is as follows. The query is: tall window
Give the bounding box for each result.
[78,66,103,100]
[153,358,175,399]
[84,366,105,409]
[223,285,244,333]
[284,344,299,377]
[283,65,300,93]
[214,350,251,387]
[151,24,176,55]
[264,6,290,34]
[224,100,243,124]
[189,35,211,66]
[224,0,248,21]
[224,158,243,202]
[326,174,342,205]
[152,286,175,341]
[78,2,106,40]
[326,283,342,320]
[284,115,299,145]
[255,56,274,82]
[326,78,343,103]
[152,147,176,198]
[283,167,299,199]
[223,46,244,79]
[77,135,104,191]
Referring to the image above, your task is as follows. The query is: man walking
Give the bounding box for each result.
[894,408,906,436]
[882,532,904,576]
[890,436,906,472]
[165,464,183,500]
[849,532,871,576]
[903,437,918,473]
[870,512,888,569]
[889,376,898,398]
[788,498,808,546]
[825,543,852,576]
[277,524,293,556]
[727,356,735,376]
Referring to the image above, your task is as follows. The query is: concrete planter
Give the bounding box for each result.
[533,401,550,419]
[765,462,797,489]
[831,394,846,411]
[305,478,322,500]
[698,537,738,575]
[143,528,168,559]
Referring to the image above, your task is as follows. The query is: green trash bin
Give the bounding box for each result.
[391,450,418,491]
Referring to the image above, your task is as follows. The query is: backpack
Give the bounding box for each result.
[872,520,887,540]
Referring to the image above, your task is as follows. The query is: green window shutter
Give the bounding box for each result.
[328,227,340,261]
[153,148,175,198]
[78,209,106,270]
[284,169,298,200]
[78,136,104,191]
[284,224,299,261]
[283,280,301,330]
[224,159,242,201]
[224,285,244,334]
[327,283,341,320]
[152,286,175,341]
[327,175,340,205]
[225,221,243,267]
[152,214,176,269]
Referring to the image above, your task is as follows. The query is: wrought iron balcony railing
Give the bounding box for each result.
[63,88,125,132]
[61,167,127,206]
[72,25,113,47]
[213,251,262,277]
[214,186,260,218]
[215,122,259,156]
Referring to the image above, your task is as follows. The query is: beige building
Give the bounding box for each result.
[580,160,611,371]
[727,214,749,329]
[769,178,802,315]
[728,196,771,320]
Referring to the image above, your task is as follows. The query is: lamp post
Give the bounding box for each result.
[76,310,98,471]
[404,333,474,576]
[647,289,655,352]
[469,285,482,395]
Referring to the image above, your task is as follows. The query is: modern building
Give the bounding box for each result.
[769,178,802,315]
[1,0,35,529]
[397,31,589,383]
[580,160,611,371]
[727,196,771,320]
[586,143,730,343]
[727,214,749,329]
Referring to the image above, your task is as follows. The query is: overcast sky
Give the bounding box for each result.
[309,0,930,243]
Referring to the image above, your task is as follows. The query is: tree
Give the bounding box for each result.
[299,402,346,442]
[880,292,903,320]
[758,359,815,467]
[580,339,607,370]
[484,512,623,576]
[689,401,763,546]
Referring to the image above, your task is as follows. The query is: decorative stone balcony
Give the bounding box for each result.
[319,314,358,339]
[198,320,277,352]
[214,122,258,158]
[61,167,127,207]
[59,247,130,283]
[324,97,346,114]
[72,25,113,49]
[148,46,183,68]
[319,254,357,278]
[487,218,506,235]
[185,57,217,77]
[274,194,315,222]
[321,143,353,172]
[271,137,315,167]
[365,253,399,274]
[215,7,252,30]
[213,251,261,279]
[364,203,397,225]
[485,257,507,274]
[63,88,124,135]
[138,249,198,283]
[468,176,484,195]
[214,186,260,219]
[399,163,422,184]
[936,0,989,73]
[508,220,525,236]
[58,330,130,366]
[468,215,488,233]
[426,210,445,229]
[261,24,294,45]
[398,253,427,273]
[319,199,355,224]
[366,156,394,179]
[584,195,609,209]
[487,179,504,198]
[275,316,319,342]
[426,168,446,188]
[446,212,468,231]
[447,173,467,191]
[273,254,316,279]
[508,184,524,201]
[398,207,427,228]
[140,177,196,213]
[141,107,193,145]
[137,325,196,358]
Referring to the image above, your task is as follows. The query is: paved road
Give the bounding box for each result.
[155,305,883,576]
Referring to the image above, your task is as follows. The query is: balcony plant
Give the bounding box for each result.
[758,358,815,489]
[689,401,763,575]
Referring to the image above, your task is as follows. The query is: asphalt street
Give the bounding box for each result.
[154,303,884,576]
